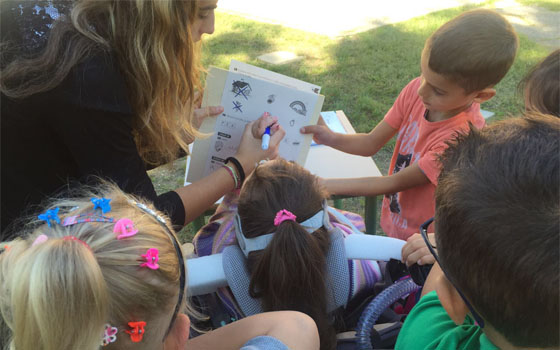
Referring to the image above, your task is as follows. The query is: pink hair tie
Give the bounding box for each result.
[274,209,297,226]
[63,235,90,249]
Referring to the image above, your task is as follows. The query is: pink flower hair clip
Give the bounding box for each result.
[274,209,297,226]
[141,248,159,270]
[113,218,139,240]
[102,323,118,346]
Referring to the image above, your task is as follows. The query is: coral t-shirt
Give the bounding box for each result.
[380,78,485,240]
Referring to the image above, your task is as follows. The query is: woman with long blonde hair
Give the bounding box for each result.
[0,0,283,239]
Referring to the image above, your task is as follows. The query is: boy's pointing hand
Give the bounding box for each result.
[300,116,335,146]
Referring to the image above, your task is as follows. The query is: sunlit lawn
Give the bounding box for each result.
[518,0,560,11]
[151,2,553,240]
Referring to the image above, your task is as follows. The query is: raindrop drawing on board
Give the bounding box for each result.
[214,140,223,152]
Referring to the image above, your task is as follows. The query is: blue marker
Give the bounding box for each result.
[261,126,271,150]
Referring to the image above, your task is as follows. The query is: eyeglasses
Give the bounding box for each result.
[420,218,485,328]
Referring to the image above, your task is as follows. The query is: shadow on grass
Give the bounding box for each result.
[151,3,552,240]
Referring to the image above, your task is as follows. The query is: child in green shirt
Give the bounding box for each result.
[396,113,559,349]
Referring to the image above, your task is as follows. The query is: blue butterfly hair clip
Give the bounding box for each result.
[38,208,61,227]
[91,197,112,214]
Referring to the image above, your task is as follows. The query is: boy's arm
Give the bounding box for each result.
[301,119,397,157]
[186,311,320,350]
[325,162,430,196]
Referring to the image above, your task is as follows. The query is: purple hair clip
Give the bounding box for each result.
[141,248,159,270]
[63,213,115,226]
[38,208,61,227]
[91,197,112,214]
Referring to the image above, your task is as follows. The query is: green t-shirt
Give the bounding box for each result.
[395,290,498,350]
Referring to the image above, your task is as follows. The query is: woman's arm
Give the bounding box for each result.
[176,114,285,224]
[62,99,282,227]
[186,311,320,350]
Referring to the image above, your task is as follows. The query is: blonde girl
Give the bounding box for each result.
[0,0,283,239]
[0,183,318,350]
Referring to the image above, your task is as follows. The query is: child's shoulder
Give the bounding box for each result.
[396,291,497,350]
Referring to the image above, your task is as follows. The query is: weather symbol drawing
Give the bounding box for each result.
[289,101,307,116]
[267,94,275,104]
[233,101,243,113]
[214,140,223,152]
[232,80,252,100]
[289,119,295,127]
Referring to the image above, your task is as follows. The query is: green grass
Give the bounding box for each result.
[202,4,550,131]
[517,0,560,11]
[151,2,552,241]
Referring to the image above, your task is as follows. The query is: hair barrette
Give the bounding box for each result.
[274,209,297,226]
[91,197,112,214]
[32,234,49,246]
[0,245,9,254]
[38,208,61,227]
[113,218,139,239]
[125,321,146,343]
[141,248,159,270]
[62,213,115,226]
[102,323,118,346]
[132,201,167,225]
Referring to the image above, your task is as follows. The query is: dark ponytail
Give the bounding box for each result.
[238,159,337,350]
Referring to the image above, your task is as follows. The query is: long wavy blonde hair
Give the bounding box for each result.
[1,0,203,165]
[0,183,189,350]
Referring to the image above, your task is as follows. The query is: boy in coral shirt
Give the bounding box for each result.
[301,9,519,240]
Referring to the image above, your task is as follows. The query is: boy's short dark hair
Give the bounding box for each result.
[435,114,560,348]
[425,9,519,93]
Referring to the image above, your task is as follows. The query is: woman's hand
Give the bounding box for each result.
[192,91,224,130]
[235,113,286,175]
[193,105,224,130]
[401,232,436,267]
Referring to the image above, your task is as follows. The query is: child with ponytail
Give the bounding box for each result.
[0,183,319,350]
[193,159,383,350]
